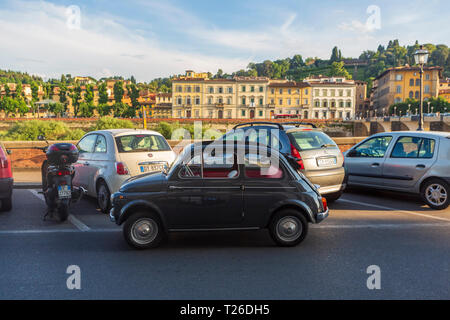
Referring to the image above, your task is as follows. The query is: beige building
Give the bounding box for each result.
[306,76,356,119]
[172,71,271,119]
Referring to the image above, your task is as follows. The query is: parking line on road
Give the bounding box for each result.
[28,189,91,231]
[338,198,450,222]
[0,228,120,235]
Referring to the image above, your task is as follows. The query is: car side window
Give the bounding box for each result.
[77,135,97,153]
[352,136,392,158]
[244,153,284,179]
[391,137,435,158]
[203,152,239,179]
[179,155,202,179]
[94,135,107,153]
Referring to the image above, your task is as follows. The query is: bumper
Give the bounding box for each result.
[315,208,329,223]
[0,178,13,198]
[304,167,346,195]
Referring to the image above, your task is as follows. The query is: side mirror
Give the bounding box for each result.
[347,149,357,157]
[37,135,45,141]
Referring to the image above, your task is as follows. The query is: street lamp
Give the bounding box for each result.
[427,101,431,114]
[408,103,411,116]
[414,45,429,130]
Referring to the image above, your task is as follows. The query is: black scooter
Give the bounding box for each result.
[38,135,85,221]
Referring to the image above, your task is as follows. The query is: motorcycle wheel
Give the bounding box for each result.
[58,201,70,222]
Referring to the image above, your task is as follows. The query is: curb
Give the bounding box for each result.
[14,183,42,189]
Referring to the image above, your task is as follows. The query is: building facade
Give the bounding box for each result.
[267,81,311,118]
[372,66,442,116]
[306,76,356,120]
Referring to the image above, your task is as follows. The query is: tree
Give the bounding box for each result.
[329,61,352,79]
[130,75,136,84]
[290,54,304,69]
[97,103,112,116]
[71,85,82,117]
[84,84,95,105]
[30,81,39,102]
[113,81,124,104]
[98,82,108,105]
[48,102,65,117]
[330,46,340,63]
[79,102,94,117]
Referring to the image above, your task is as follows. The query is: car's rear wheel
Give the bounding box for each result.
[421,179,449,210]
[269,209,308,247]
[0,196,12,212]
[97,181,111,214]
[123,211,164,249]
[325,191,342,203]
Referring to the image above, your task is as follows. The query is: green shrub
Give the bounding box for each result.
[1,120,85,141]
[92,116,134,130]
[153,121,222,140]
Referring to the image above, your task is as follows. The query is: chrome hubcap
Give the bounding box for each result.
[276,216,302,242]
[131,218,158,245]
[425,184,447,206]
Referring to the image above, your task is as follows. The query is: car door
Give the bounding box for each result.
[345,135,394,187]
[382,136,438,189]
[242,152,293,227]
[88,134,110,194]
[165,150,243,228]
[73,134,97,191]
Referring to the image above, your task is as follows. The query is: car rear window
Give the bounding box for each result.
[289,131,336,151]
[115,135,170,153]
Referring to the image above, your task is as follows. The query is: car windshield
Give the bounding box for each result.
[115,134,170,153]
[289,131,336,151]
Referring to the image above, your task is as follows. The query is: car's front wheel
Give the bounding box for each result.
[97,181,111,214]
[421,179,449,210]
[269,209,308,247]
[123,211,164,249]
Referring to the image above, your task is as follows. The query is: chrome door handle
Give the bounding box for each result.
[416,164,426,169]
[371,163,380,167]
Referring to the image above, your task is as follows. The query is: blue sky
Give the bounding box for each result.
[0,0,448,81]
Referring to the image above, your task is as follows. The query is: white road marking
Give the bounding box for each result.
[312,223,450,229]
[338,198,450,222]
[28,189,91,231]
[0,228,120,235]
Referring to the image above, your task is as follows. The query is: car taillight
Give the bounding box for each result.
[290,143,304,170]
[57,170,71,176]
[0,158,12,179]
[115,162,129,175]
[321,197,328,211]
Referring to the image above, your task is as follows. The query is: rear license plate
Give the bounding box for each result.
[317,157,337,167]
[140,164,165,173]
[57,185,71,199]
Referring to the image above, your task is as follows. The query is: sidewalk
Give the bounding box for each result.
[12,168,42,189]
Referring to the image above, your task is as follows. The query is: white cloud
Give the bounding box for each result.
[0,0,248,81]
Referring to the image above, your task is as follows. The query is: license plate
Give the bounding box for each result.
[140,164,165,173]
[57,185,71,199]
[317,157,337,167]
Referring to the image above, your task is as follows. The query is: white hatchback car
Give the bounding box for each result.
[73,129,176,212]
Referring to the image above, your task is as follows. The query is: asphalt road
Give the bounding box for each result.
[0,188,449,299]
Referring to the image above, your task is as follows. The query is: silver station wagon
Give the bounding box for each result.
[345,131,450,210]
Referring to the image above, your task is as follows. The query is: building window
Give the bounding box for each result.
[218,87,223,93]
[186,97,191,105]
[315,100,320,107]
[394,97,402,103]
[409,91,414,99]
[409,79,414,86]
[347,89,351,96]
[227,97,232,105]
[195,86,200,93]
[241,110,246,117]
[176,86,182,92]
[270,99,274,104]
[242,97,246,105]
[424,85,430,93]
[271,88,275,94]
[296,99,300,105]
[416,79,420,86]
[315,111,319,118]
[279,99,283,105]
[195,97,200,105]
[279,89,283,94]
[425,74,430,80]
[186,86,192,93]
[209,111,213,118]
[195,110,200,118]
[227,110,232,118]
[259,98,263,105]
[415,91,419,99]
[259,86,264,92]
[305,89,308,95]
[323,101,328,108]
[259,110,263,117]
[395,74,403,81]
[304,99,308,105]
[228,87,233,93]
[250,86,255,92]
[218,98,223,104]
[209,87,214,94]
[314,89,319,96]
[346,101,351,108]
[322,89,327,96]
[288,89,291,94]
[346,112,351,119]
[208,97,213,104]
[330,89,335,97]
[287,98,291,105]
[339,90,343,97]
[323,111,327,118]
[242,86,246,92]
[396,85,402,93]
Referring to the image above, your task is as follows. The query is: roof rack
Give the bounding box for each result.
[281,122,317,129]
[233,122,284,130]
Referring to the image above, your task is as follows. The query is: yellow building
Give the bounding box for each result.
[438,78,450,102]
[373,66,442,115]
[267,81,311,118]
[154,93,172,118]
